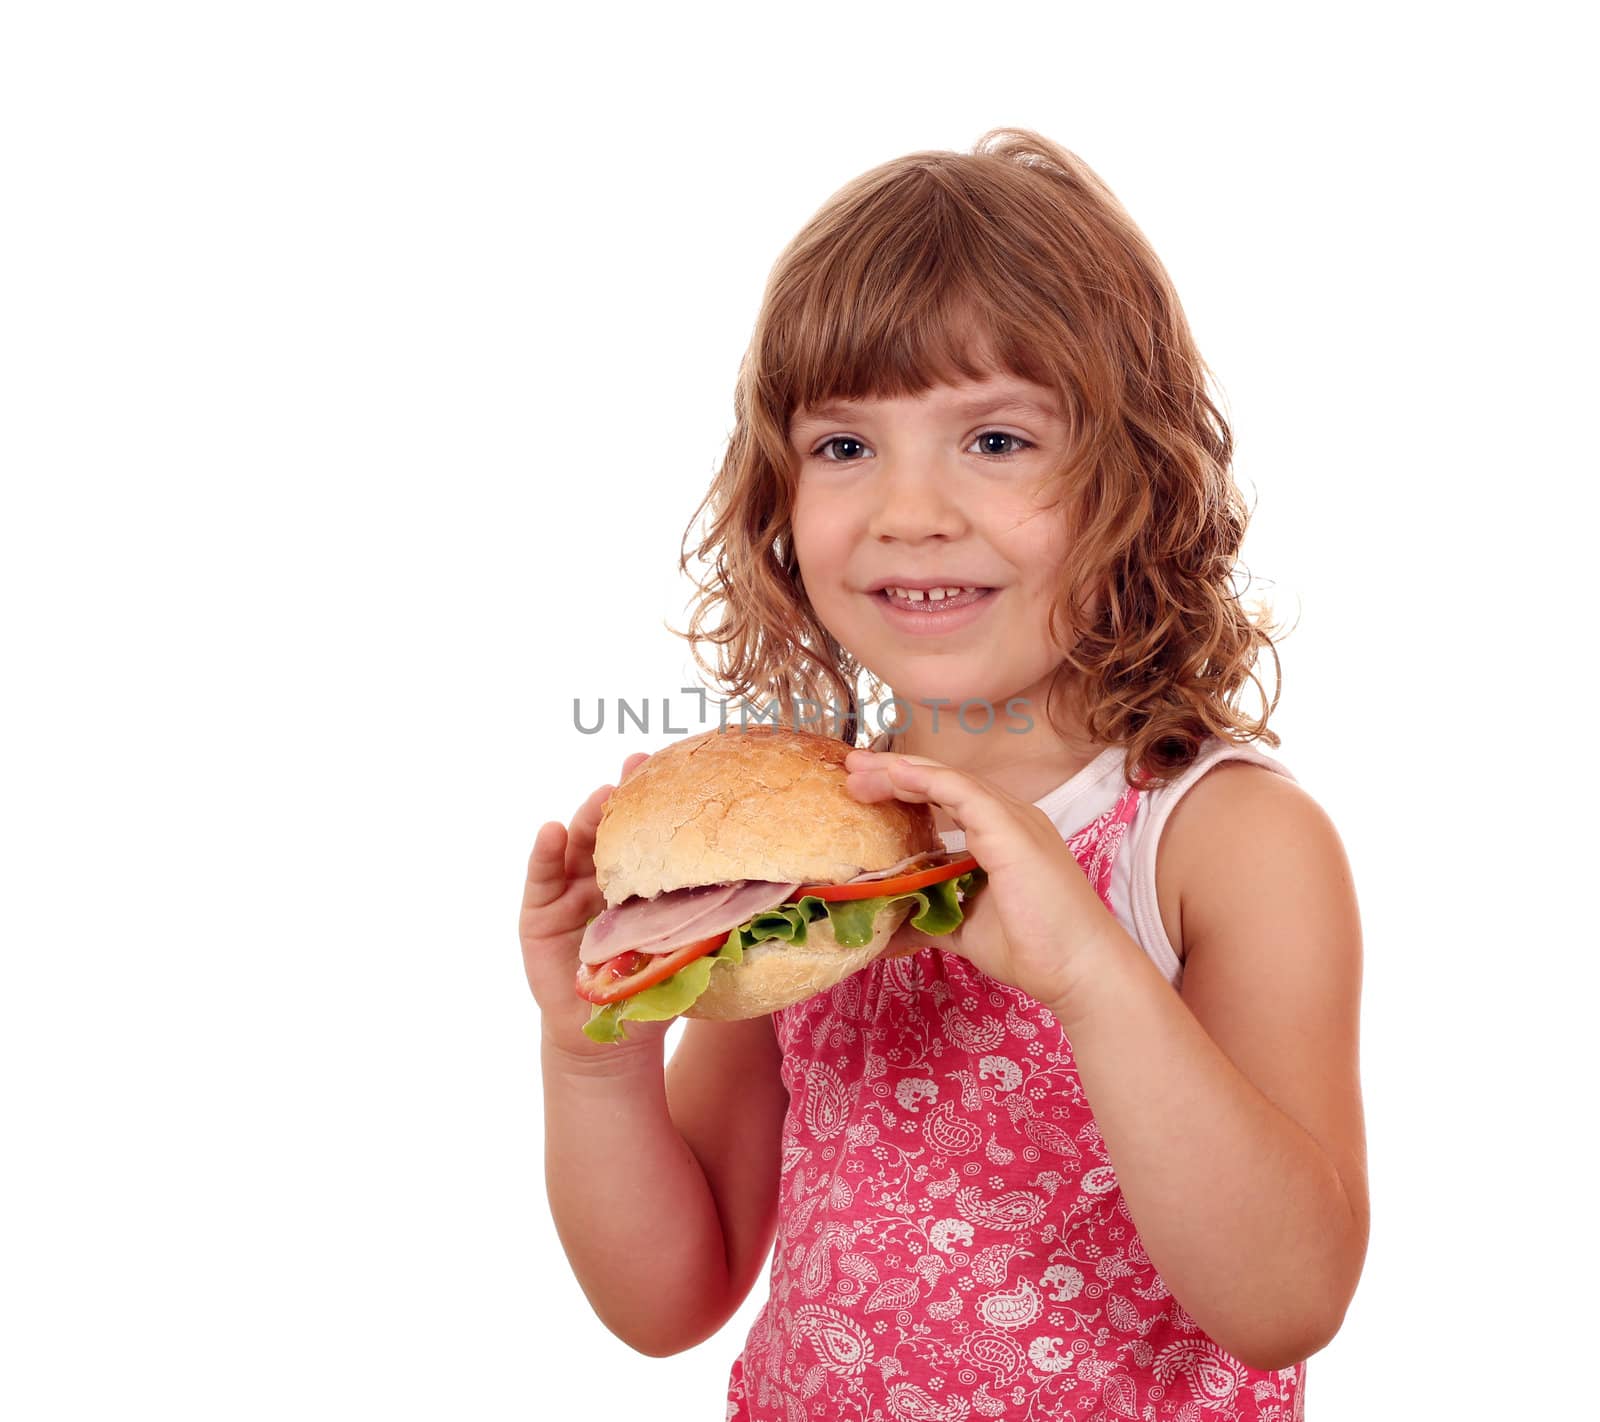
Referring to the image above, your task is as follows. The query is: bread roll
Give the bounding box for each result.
[590,724,941,1019]
[594,724,937,903]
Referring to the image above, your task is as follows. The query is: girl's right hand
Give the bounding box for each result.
[519,751,667,1063]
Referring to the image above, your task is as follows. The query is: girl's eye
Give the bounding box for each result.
[814,436,869,462]
[809,431,1035,462]
[971,431,1033,458]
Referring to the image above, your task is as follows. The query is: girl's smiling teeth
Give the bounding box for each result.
[879,585,992,611]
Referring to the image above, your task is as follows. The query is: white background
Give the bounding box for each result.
[3,2,1595,1417]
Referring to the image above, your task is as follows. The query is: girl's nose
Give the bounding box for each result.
[864,457,968,542]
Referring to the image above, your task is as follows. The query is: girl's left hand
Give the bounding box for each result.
[844,748,1120,1014]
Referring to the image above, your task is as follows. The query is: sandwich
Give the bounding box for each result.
[576,724,986,1043]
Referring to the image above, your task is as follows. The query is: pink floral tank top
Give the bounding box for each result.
[727,779,1307,1421]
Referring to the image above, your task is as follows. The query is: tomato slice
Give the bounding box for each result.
[797,853,980,902]
[575,929,728,1005]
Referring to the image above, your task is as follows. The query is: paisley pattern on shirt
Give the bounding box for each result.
[727,783,1306,1422]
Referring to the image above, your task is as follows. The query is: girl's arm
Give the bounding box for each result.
[541,1014,786,1356]
[1059,764,1368,1372]
[845,743,1366,1370]
[526,757,786,1357]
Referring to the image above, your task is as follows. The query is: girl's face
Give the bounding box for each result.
[790,370,1077,725]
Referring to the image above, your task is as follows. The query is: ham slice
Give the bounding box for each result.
[579,879,801,965]
[844,847,969,884]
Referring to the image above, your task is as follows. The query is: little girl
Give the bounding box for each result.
[523,128,1366,1421]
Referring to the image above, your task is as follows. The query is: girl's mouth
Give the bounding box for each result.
[879,585,989,611]
[872,585,996,633]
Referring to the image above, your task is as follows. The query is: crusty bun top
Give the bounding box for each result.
[594,725,939,904]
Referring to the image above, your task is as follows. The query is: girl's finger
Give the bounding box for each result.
[845,749,941,767]
[843,767,903,803]
[562,781,616,884]
[853,759,1021,847]
[847,763,949,812]
[522,820,570,916]
[621,751,650,781]
[884,760,1026,845]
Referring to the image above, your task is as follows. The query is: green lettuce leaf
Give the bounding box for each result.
[582,868,986,1044]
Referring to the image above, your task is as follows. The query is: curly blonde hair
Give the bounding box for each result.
[672,128,1286,789]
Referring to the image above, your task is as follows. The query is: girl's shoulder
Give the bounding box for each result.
[1150,735,1310,844]
[1151,737,1350,966]
[1138,737,1304,867]
[1145,733,1298,797]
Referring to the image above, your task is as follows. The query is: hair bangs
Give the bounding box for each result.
[759,174,1072,433]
